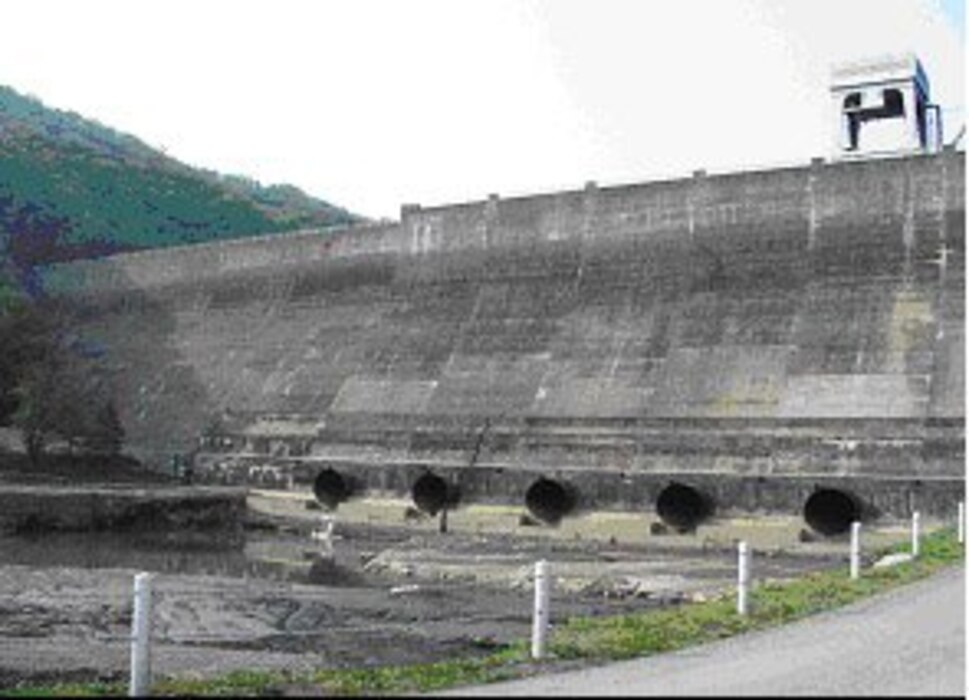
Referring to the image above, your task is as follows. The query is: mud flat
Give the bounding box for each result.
[0,491,927,687]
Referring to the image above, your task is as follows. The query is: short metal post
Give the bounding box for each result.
[849,521,861,580]
[911,511,920,558]
[531,560,551,659]
[737,541,750,616]
[958,501,964,545]
[129,572,153,697]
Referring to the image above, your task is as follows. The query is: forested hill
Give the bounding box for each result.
[0,85,363,278]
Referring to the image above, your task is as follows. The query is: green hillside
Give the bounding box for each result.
[0,85,362,274]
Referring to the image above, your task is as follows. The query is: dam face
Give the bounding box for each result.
[43,151,965,526]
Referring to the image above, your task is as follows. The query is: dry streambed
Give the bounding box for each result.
[0,491,906,686]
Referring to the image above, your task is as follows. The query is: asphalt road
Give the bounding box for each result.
[438,565,965,697]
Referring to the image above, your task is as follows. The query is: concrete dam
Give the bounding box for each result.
[43,148,965,534]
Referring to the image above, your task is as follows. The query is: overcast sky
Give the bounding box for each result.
[2,0,965,219]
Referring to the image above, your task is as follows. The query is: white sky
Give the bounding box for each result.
[1,0,965,219]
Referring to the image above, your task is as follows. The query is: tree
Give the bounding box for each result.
[87,400,124,456]
[0,268,32,424]
[0,298,54,429]
[12,361,62,465]
[3,300,124,465]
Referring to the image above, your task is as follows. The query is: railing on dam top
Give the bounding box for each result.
[410,147,963,213]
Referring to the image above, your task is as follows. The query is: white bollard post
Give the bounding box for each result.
[737,541,750,616]
[531,560,551,660]
[129,572,153,697]
[313,515,335,557]
[911,511,921,558]
[958,501,964,545]
[849,521,861,580]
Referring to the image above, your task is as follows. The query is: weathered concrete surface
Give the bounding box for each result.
[204,457,962,520]
[0,485,247,534]
[40,151,965,520]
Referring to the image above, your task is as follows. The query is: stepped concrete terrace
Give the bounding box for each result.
[41,150,965,534]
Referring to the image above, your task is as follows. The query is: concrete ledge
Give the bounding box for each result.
[0,485,248,534]
[194,452,963,521]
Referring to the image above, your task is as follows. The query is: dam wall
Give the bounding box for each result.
[41,150,965,520]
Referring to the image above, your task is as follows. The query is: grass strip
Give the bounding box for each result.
[3,527,962,697]
[550,528,962,661]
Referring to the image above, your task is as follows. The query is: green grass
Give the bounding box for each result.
[0,682,125,698]
[550,527,961,661]
[2,528,963,697]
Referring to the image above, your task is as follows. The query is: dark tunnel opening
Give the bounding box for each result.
[655,483,715,532]
[803,488,863,536]
[525,478,576,525]
[313,468,351,509]
[411,473,459,516]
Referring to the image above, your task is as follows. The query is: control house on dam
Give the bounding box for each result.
[43,54,965,536]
